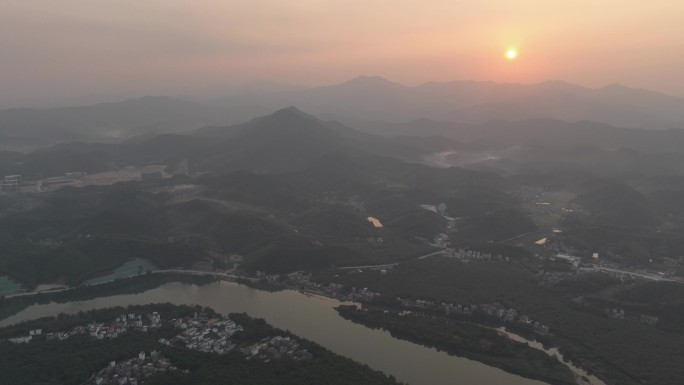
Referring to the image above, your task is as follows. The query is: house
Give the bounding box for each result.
[8,335,32,344]
[640,314,659,326]
[4,175,21,183]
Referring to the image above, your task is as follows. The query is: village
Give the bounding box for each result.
[5,309,315,384]
[161,311,313,362]
[6,311,162,344]
[160,312,242,355]
[241,336,313,362]
[90,351,180,385]
[255,270,553,336]
[397,297,551,336]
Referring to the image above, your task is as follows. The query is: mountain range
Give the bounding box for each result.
[2,76,684,152]
[0,97,269,151]
[219,76,684,129]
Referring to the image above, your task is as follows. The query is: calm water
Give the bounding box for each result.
[0,275,23,296]
[1,281,551,385]
[82,258,159,286]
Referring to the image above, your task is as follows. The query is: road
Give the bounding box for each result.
[417,250,450,260]
[338,249,449,270]
[579,266,681,283]
[495,229,540,244]
[338,263,400,270]
[152,269,258,282]
[6,287,71,299]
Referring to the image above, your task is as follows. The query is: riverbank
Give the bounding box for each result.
[0,272,612,385]
[0,280,552,385]
[336,305,577,385]
[0,273,216,321]
[0,304,401,385]
[494,328,607,385]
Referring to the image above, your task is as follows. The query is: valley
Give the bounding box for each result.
[2,106,684,385]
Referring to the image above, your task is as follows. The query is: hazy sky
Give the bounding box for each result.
[2,0,684,103]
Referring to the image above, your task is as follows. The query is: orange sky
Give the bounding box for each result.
[2,0,683,101]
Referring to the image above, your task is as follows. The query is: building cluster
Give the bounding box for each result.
[7,328,42,344]
[285,273,381,303]
[286,271,311,283]
[164,312,242,355]
[433,233,450,248]
[1,174,21,192]
[319,282,345,297]
[43,171,87,187]
[254,270,555,335]
[256,270,281,284]
[639,314,659,326]
[445,248,508,263]
[90,351,178,385]
[603,309,660,326]
[605,308,626,319]
[1,172,92,193]
[347,287,381,302]
[258,272,383,304]
[76,312,162,340]
[256,271,338,297]
[286,272,329,293]
[242,336,313,362]
[7,312,162,344]
[397,297,551,335]
[44,175,77,187]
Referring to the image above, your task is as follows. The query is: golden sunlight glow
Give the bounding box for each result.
[506,49,518,60]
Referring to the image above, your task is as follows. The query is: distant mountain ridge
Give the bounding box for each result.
[3,76,684,154]
[218,76,684,129]
[0,97,270,151]
[359,118,684,154]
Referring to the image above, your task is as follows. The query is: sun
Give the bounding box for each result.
[506,49,518,60]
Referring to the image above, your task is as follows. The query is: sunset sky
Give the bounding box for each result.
[2,0,683,101]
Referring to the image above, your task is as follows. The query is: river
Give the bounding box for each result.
[1,281,553,385]
[497,328,606,385]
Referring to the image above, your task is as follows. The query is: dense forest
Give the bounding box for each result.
[3,95,684,385]
[322,258,684,385]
